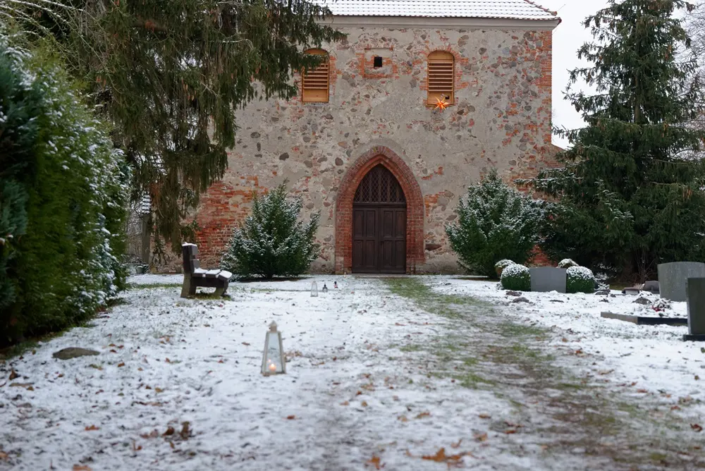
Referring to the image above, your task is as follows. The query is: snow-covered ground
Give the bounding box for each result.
[1,275,703,470]
[430,278,704,403]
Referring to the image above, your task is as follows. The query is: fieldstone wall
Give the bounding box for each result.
[162,25,559,274]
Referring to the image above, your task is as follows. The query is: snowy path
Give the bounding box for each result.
[0,276,704,470]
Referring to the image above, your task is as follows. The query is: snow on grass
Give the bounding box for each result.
[2,275,704,470]
[0,276,521,470]
[430,278,705,416]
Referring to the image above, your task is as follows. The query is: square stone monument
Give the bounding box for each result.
[530,267,567,293]
[658,262,705,302]
[684,278,705,341]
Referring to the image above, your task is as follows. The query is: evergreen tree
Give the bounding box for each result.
[534,0,705,281]
[7,0,344,258]
[0,40,129,344]
[446,170,543,278]
[222,184,320,279]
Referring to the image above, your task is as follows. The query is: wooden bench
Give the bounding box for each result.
[180,243,232,298]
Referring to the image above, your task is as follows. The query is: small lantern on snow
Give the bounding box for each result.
[261,322,286,376]
[311,281,318,297]
[322,283,328,293]
[334,281,338,289]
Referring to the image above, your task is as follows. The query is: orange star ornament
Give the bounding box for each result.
[434,97,449,111]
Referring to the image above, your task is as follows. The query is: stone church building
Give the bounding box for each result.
[187,0,561,274]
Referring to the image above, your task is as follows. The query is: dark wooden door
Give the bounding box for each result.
[352,166,406,274]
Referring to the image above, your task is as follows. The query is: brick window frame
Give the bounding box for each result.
[335,146,424,274]
[302,49,330,103]
[427,50,455,106]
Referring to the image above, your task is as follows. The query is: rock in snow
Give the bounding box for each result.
[52,348,100,360]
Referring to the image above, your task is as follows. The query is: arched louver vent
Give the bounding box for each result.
[427,50,455,105]
[302,49,330,103]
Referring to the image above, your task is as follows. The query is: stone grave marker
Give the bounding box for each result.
[529,267,567,293]
[658,262,705,302]
[684,278,705,341]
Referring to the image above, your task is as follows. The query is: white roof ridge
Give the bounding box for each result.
[314,0,561,21]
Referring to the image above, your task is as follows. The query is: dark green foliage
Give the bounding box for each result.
[11,0,345,257]
[222,185,320,279]
[500,264,531,291]
[566,267,596,294]
[446,170,543,278]
[0,42,128,344]
[533,0,705,281]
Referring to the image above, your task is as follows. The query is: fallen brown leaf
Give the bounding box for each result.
[398,415,408,422]
[0,451,8,460]
[505,429,517,435]
[155,387,164,393]
[474,433,488,442]
[478,414,491,419]
[163,426,175,436]
[286,415,296,420]
[692,424,703,433]
[165,358,171,363]
[117,362,125,368]
[242,342,250,346]
[367,455,384,470]
[8,370,18,380]
[671,405,681,411]
[340,401,349,406]
[84,425,99,431]
[416,411,430,419]
[421,447,470,465]
[180,422,190,440]
[636,389,648,394]
[451,439,463,448]
[361,401,368,407]
[140,429,159,439]
[72,466,92,471]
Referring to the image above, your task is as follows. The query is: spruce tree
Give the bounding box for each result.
[446,170,543,278]
[8,0,344,257]
[221,184,320,279]
[534,0,705,281]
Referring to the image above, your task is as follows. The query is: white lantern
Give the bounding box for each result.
[261,322,286,376]
[311,281,318,297]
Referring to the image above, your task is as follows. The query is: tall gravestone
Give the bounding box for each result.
[658,262,705,302]
[684,278,705,341]
[530,268,567,293]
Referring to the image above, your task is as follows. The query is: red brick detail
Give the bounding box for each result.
[529,245,553,267]
[335,147,424,274]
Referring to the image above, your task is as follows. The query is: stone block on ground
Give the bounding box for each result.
[529,267,567,293]
[53,348,100,360]
[685,278,705,340]
[658,262,705,302]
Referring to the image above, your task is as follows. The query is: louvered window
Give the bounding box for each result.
[427,51,455,106]
[302,49,330,103]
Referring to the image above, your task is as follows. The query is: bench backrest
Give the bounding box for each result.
[182,244,200,274]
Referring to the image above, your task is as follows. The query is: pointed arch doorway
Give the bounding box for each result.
[352,165,407,273]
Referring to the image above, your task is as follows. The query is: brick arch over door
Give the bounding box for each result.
[335,146,424,274]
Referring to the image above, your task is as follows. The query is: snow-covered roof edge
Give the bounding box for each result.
[312,0,561,23]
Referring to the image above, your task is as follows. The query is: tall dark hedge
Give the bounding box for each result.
[0,42,128,345]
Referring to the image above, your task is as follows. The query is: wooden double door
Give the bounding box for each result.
[352,166,407,274]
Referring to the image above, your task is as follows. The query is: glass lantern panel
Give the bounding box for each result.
[264,332,283,374]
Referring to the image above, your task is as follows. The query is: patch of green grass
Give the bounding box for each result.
[496,321,547,339]
[400,344,424,352]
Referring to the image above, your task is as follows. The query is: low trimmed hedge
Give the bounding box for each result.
[567,266,595,294]
[500,264,531,291]
[494,259,515,278]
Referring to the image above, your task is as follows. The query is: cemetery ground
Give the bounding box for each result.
[1,276,704,470]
